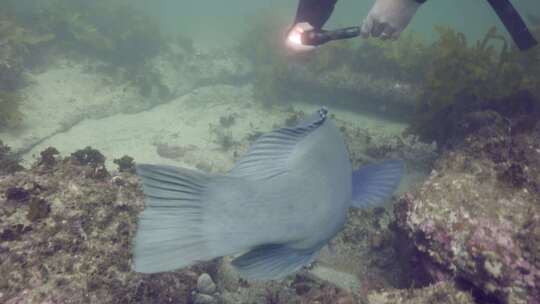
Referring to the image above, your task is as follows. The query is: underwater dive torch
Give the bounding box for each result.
[300,27,361,46]
[291,0,538,50]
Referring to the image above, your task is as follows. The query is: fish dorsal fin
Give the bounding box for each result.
[229,108,328,180]
[351,159,404,208]
[231,244,317,280]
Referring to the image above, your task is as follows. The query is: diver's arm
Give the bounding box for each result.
[286,0,339,52]
[294,0,338,30]
[287,0,426,50]
[361,0,425,40]
[362,0,537,49]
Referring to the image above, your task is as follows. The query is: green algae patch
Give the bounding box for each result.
[113,155,135,173]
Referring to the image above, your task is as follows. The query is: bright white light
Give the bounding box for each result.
[288,31,303,45]
[286,22,315,52]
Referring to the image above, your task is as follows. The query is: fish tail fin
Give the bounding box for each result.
[132,164,221,273]
[351,159,404,208]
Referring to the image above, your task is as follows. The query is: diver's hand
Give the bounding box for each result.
[361,0,421,40]
[286,22,317,52]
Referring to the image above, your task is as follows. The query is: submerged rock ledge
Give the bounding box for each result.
[2,114,538,303]
[396,116,540,303]
[0,144,449,304]
[0,149,204,303]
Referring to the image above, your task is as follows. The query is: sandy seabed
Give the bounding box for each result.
[2,59,407,173]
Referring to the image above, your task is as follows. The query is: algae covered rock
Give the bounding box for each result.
[409,26,540,146]
[197,273,217,295]
[367,281,474,304]
[0,147,202,303]
[113,155,135,173]
[396,115,540,303]
[70,146,109,179]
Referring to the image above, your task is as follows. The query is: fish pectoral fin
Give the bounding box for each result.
[351,159,404,208]
[231,244,317,280]
[229,108,327,181]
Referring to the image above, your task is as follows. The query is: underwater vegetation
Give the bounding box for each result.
[408,26,540,146]
[70,146,109,179]
[0,15,54,76]
[305,32,430,83]
[238,16,540,146]
[0,92,23,129]
[219,114,236,128]
[0,140,23,175]
[38,147,60,168]
[0,1,172,126]
[396,108,540,303]
[114,155,135,173]
[2,0,168,105]
[14,0,163,67]
[237,12,430,106]
[236,12,297,105]
[0,16,53,129]
[350,32,429,83]
[210,125,237,152]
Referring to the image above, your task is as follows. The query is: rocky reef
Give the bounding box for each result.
[0,5,538,302]
[0,138,455,304]
[0,146,206,303]
[2,102,538,303]
[367,281,474,304]
[0,144,377,303]
[395,105,540,303]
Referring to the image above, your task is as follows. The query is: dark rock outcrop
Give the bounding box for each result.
[396,113,540,303]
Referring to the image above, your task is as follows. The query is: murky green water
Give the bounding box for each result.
[1,1,539,303]
[136,0,540,47]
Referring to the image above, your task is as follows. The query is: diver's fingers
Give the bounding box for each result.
[286,38,317,52]
[371,20,386,38]
[296,22,314,32]
[361,16,373,38]
[286,22,317,52]
[380,25,396,40]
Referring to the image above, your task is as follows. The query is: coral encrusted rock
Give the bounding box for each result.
[0,147,202,303]
[395,116,540,303]
[367,281,474,304]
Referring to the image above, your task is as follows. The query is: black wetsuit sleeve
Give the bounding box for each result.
[293,0,338,30]
[293,0,427,30]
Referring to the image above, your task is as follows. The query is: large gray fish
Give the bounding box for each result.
[133,107,403,280]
